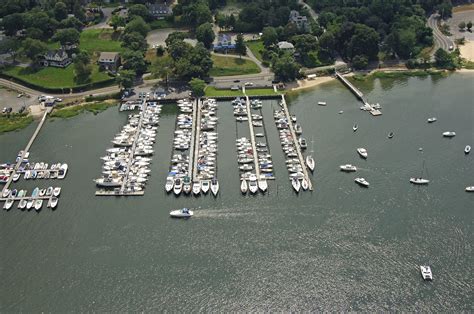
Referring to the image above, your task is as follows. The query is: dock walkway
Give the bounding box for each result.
[245,96,261,180]
[191,99,201,182]
[280,95,313,191]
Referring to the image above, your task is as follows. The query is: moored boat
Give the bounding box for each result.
[248,175,258,194]
[210,178,219,196]
[50,197,59,209]
[258,179,268,192]
[240,179,248,194]
[201,180,210,194]
[165,176,174,193]
[192,181,201,196]
[306,155,315,172]
[355,177,370,187]
[301,178,309,190]
[465,145,471,154]
[357,148,368,159]
[442,131,456,137]
[34,199,43,211]
[4,198,14,210]
[291,177,301,192]
[173,178,183,195]
[53,187,61,197]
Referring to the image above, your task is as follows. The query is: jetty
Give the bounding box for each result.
[191,98,200,181]
[335,71,382,116]
[245,96,261,180]
[280,95,313,191]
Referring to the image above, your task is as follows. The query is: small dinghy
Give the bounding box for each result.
[291,178,301,192]
[354,177,369,187]
[420,265,433,281]
[465,186,474,192]
[442,131,456,137]
[170,207,193,218]
[464,145,471,154]
[301,178,309,190]
[388,132,394,139]
[240,179,248,194]
[353,124,358,132]
[427,117,437,123]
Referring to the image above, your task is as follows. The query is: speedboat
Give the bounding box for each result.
[357,148,368,159]
[18,198,27,210]
[12,173,20,182]
[318,101,327,106]
[340,164,357,172]
[192,181,201,196]
[339,110,344,114]
[210,178,219,196]
[465,145,471,154]
[170,207,193,218]
[388,132,394,139]
[420,266,433,281]
[173,178,183,195]
[46,187,53,196]
[301,178,309,191]
[34,199,43,211]
[465,186,474,192]
[240,179,248,194]
[165,176,174,193]
[427,117,437,123]
[258,179,268,192]
[442,131,456,137]
[50,197,58,209]
[2,189,11,198]
[53,187,61,197]
[353,124,358,132]
[410,177,429,185]
[298,138,307,149]
[354,177,369,187]
[57,163,68,179]
[4,198,14,210]
[183,176,192,194]
[291,178,301,192]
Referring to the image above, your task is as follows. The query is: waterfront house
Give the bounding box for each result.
[41,49,72,68]
[277,41,295,52]
[213,34,235,52]
[147,3,172,19]
[98,52,121,72]
[289,10,309,32]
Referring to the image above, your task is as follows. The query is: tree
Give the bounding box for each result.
[53,28,80,45]
[1,13,25,36]
[128,4,150,21]
[458,21,466,31]
[156,45,165,56]
[352,55,368,69]
[124,17,150,37]
[54,2,68,21]
[272,54,301,82]
[109,15,126,31]
[292,34,319,66]
[60,16,84,31]
[21,38,48,63]
[151,55,173,86]
[347,24,380,61]
[74,60,92,84]
[116,70,136,89]
[434,48,455,69]
[75,51,90,64]
[262,27,278,48]
[195,22,215,49]
[467,21,473,32]
[165,32,188,47]
[189,78,206,97]
[122,50,149,75]
[121,32,148,52]
[436,1,452,20]
[235,34,246,57]
[419,49,431,65]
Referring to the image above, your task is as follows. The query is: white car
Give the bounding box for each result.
[244,82,254,86]
[55,98,63,102]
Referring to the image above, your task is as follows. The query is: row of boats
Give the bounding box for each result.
[0,159,68,183]
[95,102,162,194]
[2,186,61,211]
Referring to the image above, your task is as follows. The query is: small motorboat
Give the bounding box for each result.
[354,177,370,187]
[248,175,258,194]
[338,110,344,114]
[183,176,192,194]
[298,138,307,149]
[258,179,268,192]
[306,155,315,172]
[318,101,327,106]
[165,176,174,193]
[53,187,61,197]
[357,148,368,159]
[301,178,309,190]
[427,117,437,123]
[420,265,433,281]
[2,189,10,198]
[210,178,219,196]
[388,132,394,139]
[39,189,46,196]
[340,164,357,172]
[192,181,201,196]
[173,178,183,195]
[442,131,456,137]
[353,124,358,132]
[240,179,248,194]
[291,178,301,192]
[34,199,43,211]
[46,187,53,196]
[201,180,210,194]
[465,145,471,154]
[410,178,430,185]
[170,207,193,218]
[18,199,27,210]
[465,186,474,192]
[12,173,20,182]
[50,197,58,209]
[4,198,14,210]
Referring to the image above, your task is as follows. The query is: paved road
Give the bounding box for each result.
[427,14,455,52]
[85,7,114,30]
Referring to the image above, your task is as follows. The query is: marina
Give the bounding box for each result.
[95,99,162,196]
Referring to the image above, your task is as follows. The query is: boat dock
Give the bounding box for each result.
[280,95,313,191]
[245,96,261,180]
[191,99,200,181]
[335,71,382,116]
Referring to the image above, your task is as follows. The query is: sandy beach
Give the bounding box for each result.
[291,76,335,91]
[459,41,474,62]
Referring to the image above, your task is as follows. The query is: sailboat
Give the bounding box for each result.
[306,138,315,172]
[410,160,430,185]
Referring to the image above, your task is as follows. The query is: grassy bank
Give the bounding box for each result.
[210,55,261,77]
[79,29,123,54]
[0,114,34,133]
[51,101,118,118]
[2,64,112,89]
[246,40,264,62]
[245,88,280,96]
[204,86,244,97]
[351,69,445,81]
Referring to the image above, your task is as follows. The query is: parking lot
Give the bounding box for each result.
[0,86,37,113]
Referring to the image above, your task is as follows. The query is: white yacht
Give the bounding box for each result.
[427,117,437,123]
[95,177,122,187]
[201,180,210,194]
[340,164,357,172]
[306,155,315,172]
[173,178,183,195]
[258,179,268,192]
[410,178,430,185]
[291,178,301,192]
[210,178,219,196]
[465,186,474,192]
[301,178,309,190]
[170,207,193,218]
[354,177,370,187]
[240,179,248,194]
[165,177,174,193]
[192,181,201,196]
[420,266,433,281]
[464,145,471,154]
[318,101,327,106]
[442,131,456,137]
[53,187,61,197]
[50,197,58,209]
[248,175,258,194]
[183,176,192,194]
[357,148,368,159]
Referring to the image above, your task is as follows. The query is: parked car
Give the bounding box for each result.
[244,82,254,86]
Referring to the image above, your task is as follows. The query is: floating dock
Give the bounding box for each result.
[191,99,200,182]
[245,96,261,180]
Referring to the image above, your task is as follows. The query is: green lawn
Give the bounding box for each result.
[204,86,244,97]
[51,101,118,118]
[210,55,261,77]
[246,40,264,62]
[3,64,112,89]
[245,88,280,96]
[79,29,123,54]
[0,114,33,133]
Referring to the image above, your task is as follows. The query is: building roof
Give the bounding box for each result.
[44,49,68,60]
[148,3,172,14]
[277,41,294,49]
[99,52,119,62]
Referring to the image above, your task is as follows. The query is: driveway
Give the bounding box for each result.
[427,14,455,52]
[85,7,114,30]
[146,28,196,47]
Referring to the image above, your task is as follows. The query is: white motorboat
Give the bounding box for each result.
[465,186,474,192]
[340,164,357,172]
[210,178,219,196]
[57,163,68,179]
[258,179,268,192]
[95,177,122,187]
[183,176,192,194]
[46,186,53,196]
[357,148,368,159]
[248,175,258,194]
[201,180,210,194]
[165,176,174,193]
[53,187,61,197]
[173,178,183,195]
[34,199,43,211]
[2,189,10,198]
[442,131,456,137]
[318,101,327,106]
[427,117,437,123]
[12,173,20,182]
[305,155,315,172]
[301,178,309,190]
[420,266,433,281]
[291,178,301,192]
[388,132,394,139]
[192,181,201,195]
[465,145,471,154]
[50,197,58,209]
[353,124,358,132]
[355,177,370,187]
[170,207,193,218]
[339,110,344,114]
[18,199,27,210]
[4,198,14,210]
[298,138,307,149]
[240,179,248,193]
[410,177,430,185]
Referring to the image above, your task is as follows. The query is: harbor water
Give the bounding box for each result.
[0,73,473,311]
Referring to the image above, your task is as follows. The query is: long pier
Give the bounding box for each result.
[245,96,261,180]
[191,98,201,181]
[2,108,50,193]
[280,95,313,191]
[335,71,382,116]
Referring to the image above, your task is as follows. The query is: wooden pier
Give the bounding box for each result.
[245,96,262,180]
[335,71,382,116]
[191,98,200,182]
[280,95,313,191]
